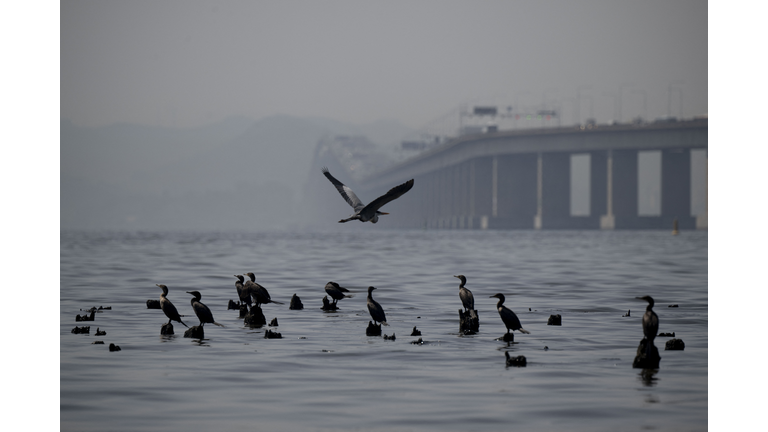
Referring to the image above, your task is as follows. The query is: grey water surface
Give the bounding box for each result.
[61,229,707,431]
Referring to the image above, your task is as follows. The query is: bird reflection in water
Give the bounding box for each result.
[639,368,659,387]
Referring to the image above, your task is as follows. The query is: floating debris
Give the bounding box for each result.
[410,338,424,345]
[161,323,174,335]
[321,296,338,311]
[668,304,679,308]
[269,317,279,327]
[665,338,685,350]
[459,309,479,333]
[410,326,421,336]
[622,310,631,317]
[92,341,104,345]
[505,352,527,367]
[95,328,106,336]
[289,294,304,310]
[244,305,266,328]
[146,299,161,309]
[383,333,396,341]
[109,343,121,352]
[265,329,282,339]
[547,314,562,325]
[75,310,95,322]
[72,326,90,334]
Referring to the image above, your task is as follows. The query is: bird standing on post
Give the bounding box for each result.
[322,167,414,224]
[635,295,659,355]
[157,284,188,328]
[367,286,388,326]
[234,274,251,308]
[244,272,284,307]
[187,290,224,327]
[489,293,529,335]
[325,281,352,305]
[454,275,475,312]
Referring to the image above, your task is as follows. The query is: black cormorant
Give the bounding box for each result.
[489,293,530,334]
[234,274,251,307]
[157,284,188,328]
[244,272,284,307]
[454,275,474,311]
[367,286,388,326]
[187,291,224,327]
[324,281,352,305]
[322,167,414,223]
[636,295,659,354]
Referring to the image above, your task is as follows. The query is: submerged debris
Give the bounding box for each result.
[547,314,562,325]
[161,323,174,335]
[72,326,90,334]
[109,343,121,352]
[244,305,267,327]
[505,352,527,367]
[321,296,338,311]
[459,309,479,333]
[383,333,396,341]
[366,321,382,336]
[265,329,282,339]
[269,317,279,327]
[632,338,661,368]
[665,338,685,350]
[75,310,95,322]
[184,326,204,339]
[410,326,421,336]
[146,299,161,309]
[95,328,106,336]
[289,294,304,310]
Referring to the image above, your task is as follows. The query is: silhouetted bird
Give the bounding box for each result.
[489,293,530,335]
[187,291,224,327]
[234,274,251,307]
[156,284,188,328]
[636,295,659,355]
[324,281,352,305]
[367,286,388,326]
[244,272,284,307]
[454,275,475,311]
[322,167,414,224]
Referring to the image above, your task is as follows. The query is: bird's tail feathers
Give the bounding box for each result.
[180,320,189,328]
[269,300,285,305]
[213,322,225,327]
[518,328,530,334]
[381,321,389,326]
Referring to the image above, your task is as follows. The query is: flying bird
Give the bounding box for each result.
[322,167,414,223]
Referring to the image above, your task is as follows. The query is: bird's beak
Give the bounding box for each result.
[379,212,389,215]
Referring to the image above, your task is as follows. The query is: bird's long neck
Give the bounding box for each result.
[646,304,654,312]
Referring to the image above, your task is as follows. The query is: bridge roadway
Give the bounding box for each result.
[356,119,708,230]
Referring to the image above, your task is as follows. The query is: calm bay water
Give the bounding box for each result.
[60,229,707,431]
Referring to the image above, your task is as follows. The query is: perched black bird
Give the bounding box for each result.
[156,284,188,328]
[636,295,659,355]
[322,167,414,224]
[234,274,251,307]
[489,293,530,335]
[244,272,284,307]
[454,275,475,311]
[187,291,224,328]
[366,286,388,326]
[324,281,352,305]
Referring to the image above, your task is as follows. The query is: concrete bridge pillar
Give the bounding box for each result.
[610,149,639,228]
[661,148,695,229]
[493,154,538,228]
[535,152,571,228]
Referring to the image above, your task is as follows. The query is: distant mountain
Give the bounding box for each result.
[61,115,417,231]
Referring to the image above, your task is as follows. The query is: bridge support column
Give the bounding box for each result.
[661,148,695,229]
[492,154,538,228]
[471,157,493,229]
[534,153,543,229]
[537,152,571,228]
[600,150,615,229]
[612,149,639,228]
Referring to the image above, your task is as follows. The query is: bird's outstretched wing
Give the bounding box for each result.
[359,179,414,218]
[322,167,365,211]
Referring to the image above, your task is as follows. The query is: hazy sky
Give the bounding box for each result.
[61,0,707,129]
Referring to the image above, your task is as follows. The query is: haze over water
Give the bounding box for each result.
[61,229,707,431]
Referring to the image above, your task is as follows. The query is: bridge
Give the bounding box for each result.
[348,119,708,230]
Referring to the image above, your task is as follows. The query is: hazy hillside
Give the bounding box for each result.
[61,115,416,231]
